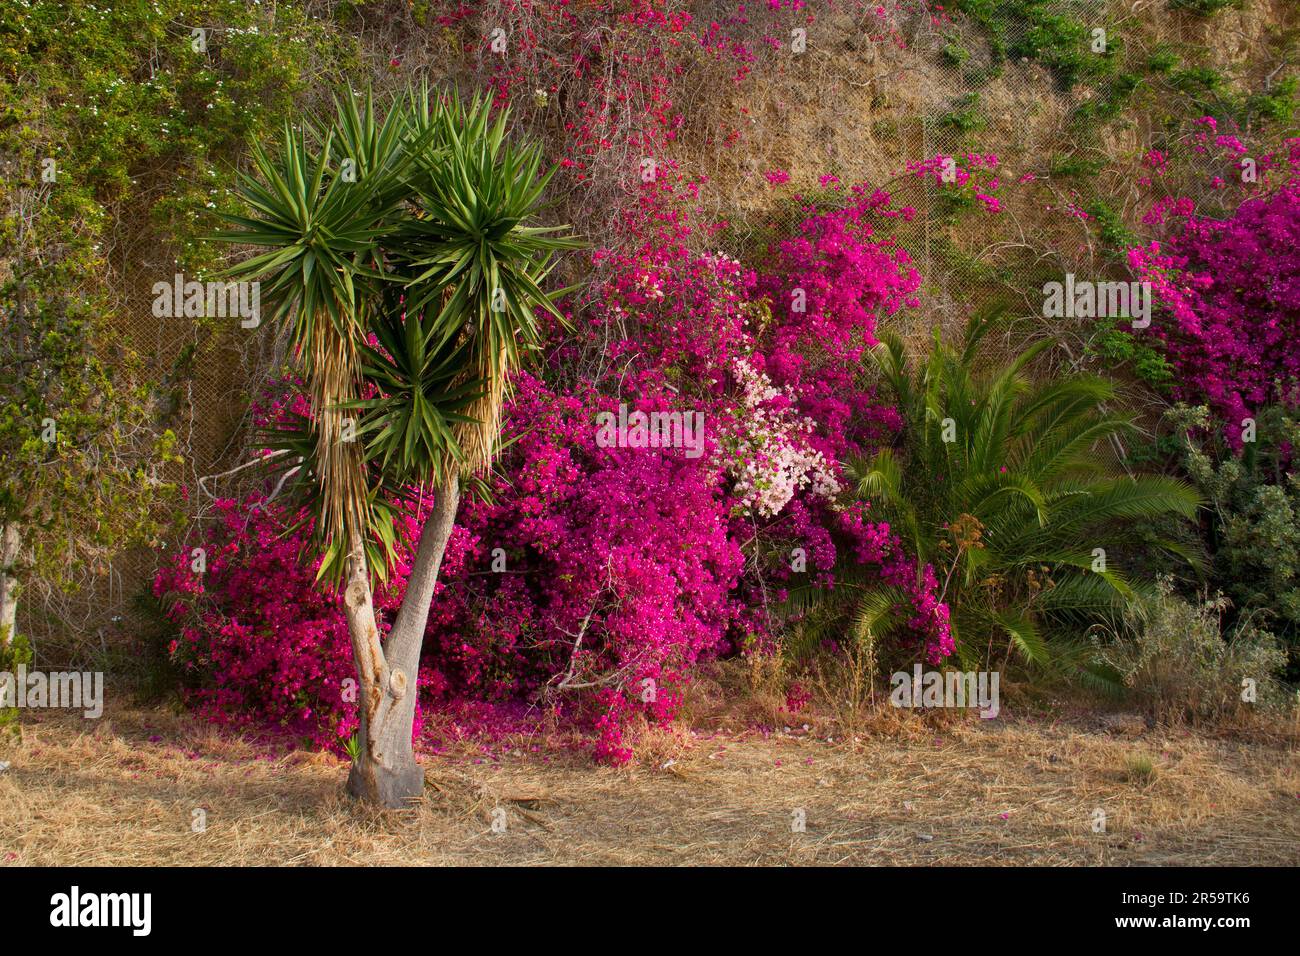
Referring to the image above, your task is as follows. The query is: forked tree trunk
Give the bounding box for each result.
[343,475,461,808]
[0,522,20,649]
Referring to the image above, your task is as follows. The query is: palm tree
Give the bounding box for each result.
[799,308,1201,673]
[216,86,580,806]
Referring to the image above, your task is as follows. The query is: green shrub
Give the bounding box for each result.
[936,92,986,135]
[1170,404,1300,679]
[942,42,971,67]
[0,631,33,735]
[1074,73,1141,124]
[1123,753,1156,785]
[1091,577,1288,720]
[1245,77,1299,126]
[949,0,1116,90]
[829,308,1201,671]
[1086,199,1139,250]
[1087,316,1173,390]
[1145,47,1180,75]
[1049,153,1106,178]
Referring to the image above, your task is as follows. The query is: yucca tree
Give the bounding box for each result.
[804,308,1201,672]
[215,86,579,807]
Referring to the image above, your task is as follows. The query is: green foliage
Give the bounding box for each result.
[0,631,32,735]
[844,308,1201,671]
[0,277,182,612]
[1123,753,1156,784]
[1086,199,1139,251]
[1169,404,1300,678]
[1074,72,1142,125]
[343,731,361,762]
[1168,0,1239,15]
[393,92,583,386]
[0,0,348,271]
[1090,576,1288,720]
[0,0,347,641]
[1167,65,1230,114]
[1087,317,1174,391]
[932,235,1011,287]
[1048,153,1106,179]
[352,286,484,483]
[952,0,1292,138]
[949,0,1117,90]
[1145,46,1180,75]
[1162,66,1297,129]
[1245,77,1299,126]
[936,92,985,136]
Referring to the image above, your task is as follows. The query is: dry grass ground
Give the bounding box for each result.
[1,703,1297,866]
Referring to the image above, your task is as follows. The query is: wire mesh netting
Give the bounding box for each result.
[21,0,1206,661]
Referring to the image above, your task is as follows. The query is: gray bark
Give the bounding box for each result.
[0,522,19,649]
[345,475,461,808]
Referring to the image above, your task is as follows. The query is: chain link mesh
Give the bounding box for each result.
[22,0,1146,661]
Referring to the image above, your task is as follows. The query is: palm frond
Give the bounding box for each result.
[820,304,1201,672]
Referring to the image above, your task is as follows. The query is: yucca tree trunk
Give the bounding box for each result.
[344,475,460,808]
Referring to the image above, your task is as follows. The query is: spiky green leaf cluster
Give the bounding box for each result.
[798,307,1202,673]
[213,85,580,583]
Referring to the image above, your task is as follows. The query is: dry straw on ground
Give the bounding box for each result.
[2,703,1296,866]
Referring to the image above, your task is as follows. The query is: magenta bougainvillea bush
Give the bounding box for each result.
[155,176,953,760]
[1126,128,1300,441]
[153,484,477,749]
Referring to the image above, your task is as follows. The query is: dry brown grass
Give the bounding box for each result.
[2,702,1297,866]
